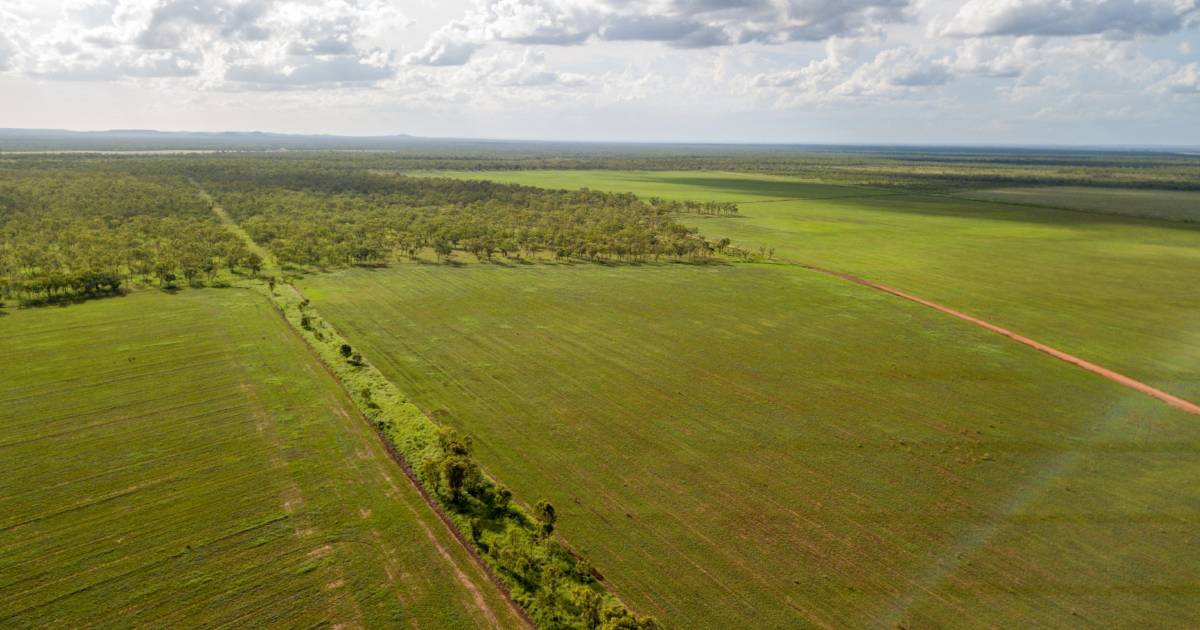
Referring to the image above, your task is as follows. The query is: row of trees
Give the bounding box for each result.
[404,424,658,629]
[0,169,256,306]
[646,198,739,216]
[289,291,658,629]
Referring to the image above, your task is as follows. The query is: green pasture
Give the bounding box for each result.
[957,186,1200,223]
[427,170,1200,404]
[301,264,1200,628]
[0,289,521,628]
[404,169,889,203]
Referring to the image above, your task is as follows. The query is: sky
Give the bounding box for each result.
[0,0,1197,145]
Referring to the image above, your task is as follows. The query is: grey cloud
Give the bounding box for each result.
[945,0,1200,38]
[507,31,592,46]
[0,33,15,71]
[219,0,272,41]
[408,0,912,66]
[889,64,951,86]
[670,25,733,47]
[781,0,910,41]
[136,0,272,49]
[600,15,709,42]
[599,15,732,46]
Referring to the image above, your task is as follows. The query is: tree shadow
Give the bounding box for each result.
[16,289,129,310]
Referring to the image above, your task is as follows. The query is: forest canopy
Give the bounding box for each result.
[0,157,728,306]
[210,171,727,267]
[0,167,249,305]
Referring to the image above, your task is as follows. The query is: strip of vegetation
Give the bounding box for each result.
[263,281,658,630]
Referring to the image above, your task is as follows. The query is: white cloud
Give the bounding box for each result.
[0,6,31,72]
[20,0,407,88]
[405,26,482,66]
[406,0,913,66]
[950,38,1032,78]
[486,48,587,86]
[944,0,1200,38]
[1164,61,1200,92]
[750,41,952,105]
[1,0,1198,143]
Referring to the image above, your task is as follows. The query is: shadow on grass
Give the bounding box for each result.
[649,174,872,199]
[16,289,129,310]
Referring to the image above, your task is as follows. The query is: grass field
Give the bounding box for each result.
[957,186,1200,223]
[425,170,1200,404]
[300,263,1200,628]
[0,289,522,628]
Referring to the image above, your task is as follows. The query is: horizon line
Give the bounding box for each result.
[2,127,1199,152]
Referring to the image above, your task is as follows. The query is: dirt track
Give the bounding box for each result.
[797,263,1200,417]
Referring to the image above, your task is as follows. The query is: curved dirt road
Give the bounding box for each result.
[797,263,1200,417]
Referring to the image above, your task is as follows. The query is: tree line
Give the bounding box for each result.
[290,295,659,629]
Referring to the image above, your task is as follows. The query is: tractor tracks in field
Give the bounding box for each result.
[195,181,534,629]
[258,286,533,630]
[785,259,1200,416]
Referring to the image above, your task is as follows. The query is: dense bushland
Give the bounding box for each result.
[199,164,727,266]
[0,157,732,307]
[0,167,253,305]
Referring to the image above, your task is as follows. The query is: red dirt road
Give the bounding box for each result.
[799,263,1200,417]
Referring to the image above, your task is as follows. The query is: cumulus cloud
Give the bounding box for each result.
[134,0,272,50]
[0,7,27,71]
[2,0,1197,134]
[20,0,406,88]
[852,47,952,88]
[485,48,587,86]
[950,39,1030,78]
[1164,62,1200,92]
[225,50,393,89]
[406,0,912,66]
[944,0,1200,38]
[750,41,954,105]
